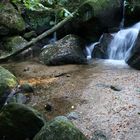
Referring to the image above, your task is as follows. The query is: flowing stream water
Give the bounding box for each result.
[108,22,140,60]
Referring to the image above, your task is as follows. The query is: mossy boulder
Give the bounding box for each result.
[40,34,87,65]
[59,0,122,41]
[0,66,18,99]
[2,36,28,52]
[0,2,26,34]
[0,103,45,140]
[24,9,55,33]
[33,116,88,140]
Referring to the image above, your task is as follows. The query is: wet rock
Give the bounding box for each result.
[110,85,122,91]
[20,83,34,93]
[0,103,45,140]
[91,130,107,140]
[23,31,37,40]
[92,33,113,59]
[60,0,122,41]
[2,36,28,52]
[40,34,87,65]
[125,32,140,69]
[33,116,88,140]
[44,102,53,112]
[66,111,79,120]
[0,66,18,108]
[0,26,9,36]
[6,93,27,104]
[24,9,55,33]
[0,2,25,34]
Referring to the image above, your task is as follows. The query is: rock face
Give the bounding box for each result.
[125,0,140,26]
[0,103,45,140]
[126,33,140,69]
[33,116,88,140]
[0,2,26,34]
[0,67,18,107]
[60,0,122,41]
[92,33,113,59]
[24,9,54,33]
[40,34,87,65]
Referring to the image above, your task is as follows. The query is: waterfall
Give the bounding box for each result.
[86,42,100,60]
[108,22,140,60]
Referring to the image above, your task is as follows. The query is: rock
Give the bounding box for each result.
[0,2,25,34]
[110,85,122,91]
[23,31,37,40]
[33,116,88,140]
[0,67,18,108]
[92,33,113,59]
[44,102,53,112]
[2,36,28,52]
[24,9,55,33]
[6,93,27,104]
[0,26,9,36]
[0,103,45,140]
[66,111,79,120]
[40,34,87,65]
[20,83,34,93]
[91,130,107,140]
[60,0,122,41]
[125,32,140,69]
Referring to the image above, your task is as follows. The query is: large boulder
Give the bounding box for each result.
[125,32,140,69]
[0,2,26,34]
[40,34,87,65]
[92,33,114,59]
[0,103,45,140]
[0,67,18,107]
[24,9,55,33]
[59,0,122,41]
[33,116,88,140]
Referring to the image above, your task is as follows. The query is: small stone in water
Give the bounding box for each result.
[110,85,122,91]
[66,112,79,120]
[45,103,53,112]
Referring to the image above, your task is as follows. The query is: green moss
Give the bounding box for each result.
[0,2,25,32]
[3,36,27,52]
[0,103,45,140]
[0,66,18,97]
[34,116,88,140]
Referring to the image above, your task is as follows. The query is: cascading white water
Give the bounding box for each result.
[108,22,140,60]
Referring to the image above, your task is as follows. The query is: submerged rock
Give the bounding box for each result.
[0,67,18,108]
[0,2,25,34]
[33,116,88,140]
[0,103,45,140]
[91,130,107,140]
[40,34,87,65]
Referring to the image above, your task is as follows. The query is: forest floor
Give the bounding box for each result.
[2,59,140,140]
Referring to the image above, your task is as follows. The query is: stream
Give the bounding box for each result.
[2,59,140,140]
